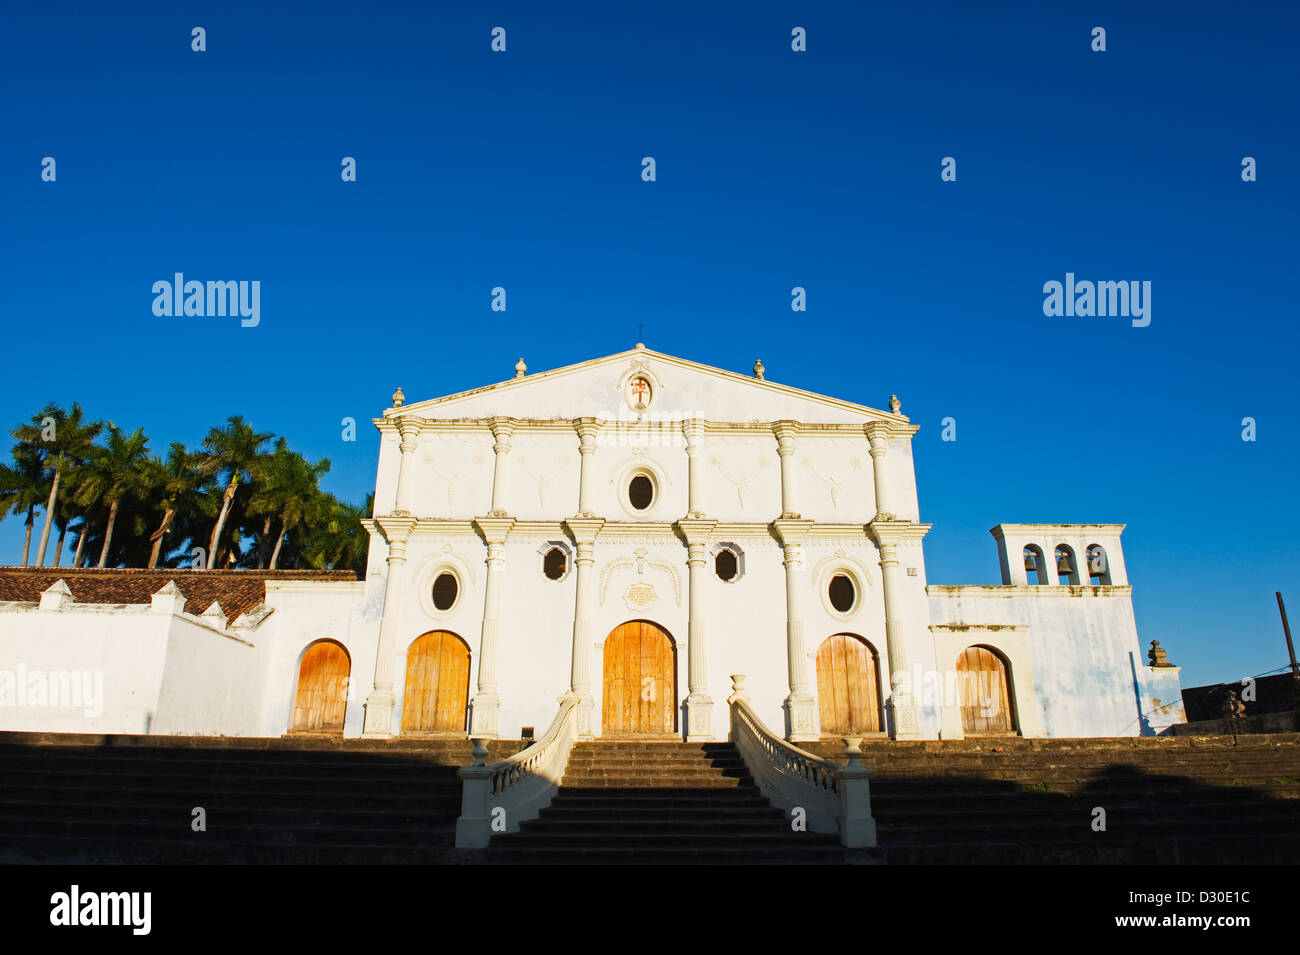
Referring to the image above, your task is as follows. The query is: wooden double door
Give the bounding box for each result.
[956,646,1016,734]
[402,630,471,734]
[816,634,883,735]
[602,620,676,735]
[291,640,351,734]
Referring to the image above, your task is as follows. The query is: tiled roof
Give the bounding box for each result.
[0,567,358,625]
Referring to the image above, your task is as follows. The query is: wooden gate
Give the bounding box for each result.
[956,645,1016,734]
[291,640,350,734]
[816,634,882,735]
[401,630,471,734]
[602,621,676,735]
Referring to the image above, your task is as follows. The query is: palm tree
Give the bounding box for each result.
[14,403,102,567]
[140,443,205,569]
[249,439,331,569]
[197,416,272,569]
[0,446,47,565]
[304,492,372,572]
[74,426,150,568]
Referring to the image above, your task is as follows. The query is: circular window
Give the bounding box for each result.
[543,547,567,581]
[628,474,655,511]
[432,572,459,611]
[715,548,738,582]
[828,574,856,613]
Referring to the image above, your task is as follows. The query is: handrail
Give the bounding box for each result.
[727,675,877,847]
[454,693,579,848]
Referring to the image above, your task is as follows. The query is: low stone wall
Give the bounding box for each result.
[1168,709,1300,736]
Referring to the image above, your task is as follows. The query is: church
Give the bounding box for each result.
[0,346,1187,743]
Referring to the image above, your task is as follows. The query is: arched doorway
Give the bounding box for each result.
[816,634,882,735]
[956,645,1017,734]
[401,630,471,734]
[291,639,350,734]
[602,620,676,735]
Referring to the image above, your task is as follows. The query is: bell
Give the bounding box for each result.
[1023,552,1039,573]
[1056,553,1074,575]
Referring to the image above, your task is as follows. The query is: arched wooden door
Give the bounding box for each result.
[602,621,676,735]
[401,630,471,734]
[291,640,350,734]
[816,634,882,735]
[956,646,1016,734]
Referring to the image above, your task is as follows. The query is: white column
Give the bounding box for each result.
[363,518,414,737]
[563,517,604,738]
[392,418,421,516]
[488,417,516,517]
[469,518,512,737]
[865,423,894,520]
[574,418,600,516]
[774,421,801,519]
[873,532,922,739]
[683,418,705,518]
[773,518,816,741]
[679,519,717,740]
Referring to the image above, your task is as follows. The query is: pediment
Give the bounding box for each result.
[386,347,904,426]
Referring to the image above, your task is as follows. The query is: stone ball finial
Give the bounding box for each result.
[1148,640,1174,667]
[392,387,405,408]
[753,359,765,380]
[888,394,902,414]
[1221,689,1246,719]
[515,358,527,379]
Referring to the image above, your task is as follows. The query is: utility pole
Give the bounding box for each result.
[1278,592,1300,707]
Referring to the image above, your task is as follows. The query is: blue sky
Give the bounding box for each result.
[2,1,1297,689]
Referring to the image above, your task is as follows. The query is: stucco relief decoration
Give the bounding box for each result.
[622,582,658,610]
[516,451,573,508]
[599,547,682,606]
[802,456,864,508]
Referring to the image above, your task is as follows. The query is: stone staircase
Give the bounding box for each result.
[487,741,852,864]
[802,734,1300,863]
[0,731,522,864]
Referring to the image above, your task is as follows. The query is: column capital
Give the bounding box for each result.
[682,417,706,444]
[773,420,800,447]
[675,518,717,547]
[867,519,931,549]
[375,515,417,545]
[562,516,606,546]
[488,415,519,439]
[771,518,814,548]
[574,417,603,444]
[473,516,516,545]
[396,415,423,445]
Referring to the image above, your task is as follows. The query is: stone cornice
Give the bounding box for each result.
[373,516,417,543]
[674,518,718,546]
[867,520,932,545]
[926,583,1133,597]
[472,516,516,545]
[371,417,906,438]
[990,523,1127,538]
[771,518,815,547]
[562,516,606,545]
[929,623,1029,632]
[369,515,888,541]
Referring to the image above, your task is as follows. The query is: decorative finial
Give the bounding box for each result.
[634,342,646,350]
[1148,640,1174,667]
[888,394,902,414]
[392,387,405,408]
[753,359,765,380]
[1221,689,1246,719]
[515,358,527,378]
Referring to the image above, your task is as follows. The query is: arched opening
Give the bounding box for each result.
[1086,544,1111,585]
[401,630,471,734]
[955,645,1017,734]
[816,633,882,735]
[602,620,676,735]
[1054,545,1080,585]
[1023,545,1049,585]
[290,639,351,735]
[715,547,738,581]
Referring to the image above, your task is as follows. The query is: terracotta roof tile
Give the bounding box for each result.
[0,567,358,625]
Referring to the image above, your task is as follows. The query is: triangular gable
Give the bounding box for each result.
[386,347,904,425]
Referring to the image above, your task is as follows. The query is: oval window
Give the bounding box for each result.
[628,474,654,510]
[432,572,459,611]
[828,574,855,613]
[715,549,738,582]
[543,547,567,580]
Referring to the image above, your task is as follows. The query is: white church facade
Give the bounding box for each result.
[0,347,1187,741]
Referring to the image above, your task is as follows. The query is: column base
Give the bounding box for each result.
[684,693,714,741]
[361,688,395,738]
[938,704,965,740]
[574,693,595,740]
[888,700,923,740]
[469,692,501,738]
[784,693,818,742]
